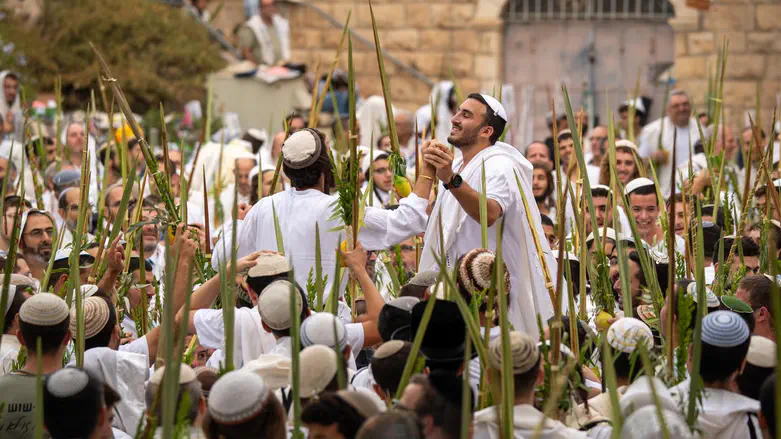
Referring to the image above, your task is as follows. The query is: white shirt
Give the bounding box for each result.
[211,188,430,304]
[639,117,701,198]
[146,244,166,281]
[473,403,588,439]
[419,143,556,339]
[0,333,21,375]
[193,306,277,368]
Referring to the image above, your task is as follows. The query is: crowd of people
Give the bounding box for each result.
[3,3,781,436]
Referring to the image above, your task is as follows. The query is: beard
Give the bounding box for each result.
[27,244,52,264]
[534,193,546,203]
[447,125,479,149]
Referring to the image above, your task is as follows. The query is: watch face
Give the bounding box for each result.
[452,175,463,187]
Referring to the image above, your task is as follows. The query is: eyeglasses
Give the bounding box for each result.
[400,245,415,252]
[26,227,54,238]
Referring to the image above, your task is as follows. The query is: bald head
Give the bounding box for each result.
[394,112,414,146]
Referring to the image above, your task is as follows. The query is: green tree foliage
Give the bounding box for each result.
[0,0,226,112]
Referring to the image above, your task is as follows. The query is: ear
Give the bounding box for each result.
[535,363,545,386]
[63,329,72,346]
[372,383,387,401]
[758,306,769,323]
[344,345,352,362]
[261,321,272,334]
[16,328,25,347]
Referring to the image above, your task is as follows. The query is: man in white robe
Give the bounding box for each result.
[639,89,701,198]
[238,0,290,66]
[212,128,436,307]
[419,93,555,338]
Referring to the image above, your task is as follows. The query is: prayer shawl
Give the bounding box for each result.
[671,378,762,439]
[81,347,149,438]
[473,403,589,439]
[419,142,556,339]
[638,117,701,198]
[245,14,290,66]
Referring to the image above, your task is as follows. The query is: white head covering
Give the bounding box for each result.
[19,292,69,326]
[209,370,271,424]
[479,94,508,122]
[80,347,148,437]
[2,284,17,315]
[624,177,655,195]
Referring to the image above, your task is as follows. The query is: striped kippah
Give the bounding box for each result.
[701,310,750,348]
[607,318,655,354]
[457,249,510,306]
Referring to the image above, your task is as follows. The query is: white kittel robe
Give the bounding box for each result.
[211,188,430,302]
[419,142,556,339]
[639,116,701,198]
[245,14,291,66]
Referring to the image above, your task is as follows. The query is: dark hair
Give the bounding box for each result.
[19,315,70,355]
[364,152,390,181]
[142,194,163,208]
[761,374,777,437]
[756,185,767,199]
[43,369,103,439]
[301,393,366,439]
[700,336,750,383]
[283,129,334,189]
[627,251,647,287]
[512,354,542,396]
[738,275,774,328]
[627,183,657,203]
[540,214,554,228]
[356,411,424,439]
[3,289,27,332]
[557,130,573,143]
[713,236,761,261]
[47,258,70,291]
[700,204,727,230]
[399,283,427,300]
[378,304,412,342]
[739,362,774,400]
[85,294,117,351]
[611,351,643,382]
[591,186,610,199]
[377,135,390,149]
[4,195,31,214]
[666,192,684,207]
[371,342,412,396]
[408,373,464,439]
[532,163,554,201]
[203,393,287,439]
[467,93,506,145]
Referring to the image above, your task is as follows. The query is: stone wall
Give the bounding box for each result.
[283,0,504,111]
[672,0,781,128]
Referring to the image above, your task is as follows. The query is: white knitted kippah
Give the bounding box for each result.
[488,331,539,374]
[607,317,655,354]
[46,368,89,398]
[19,293,69,326]
[257,280,301,331]
[208,371,270,424]
[70,296,110,339]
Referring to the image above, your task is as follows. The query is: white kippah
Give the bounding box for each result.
[624,177,655,195]
[71,296,110,339]
[586,227,617,245]
[81,284,99,299]
[685,282,719,308]
[19,293,69,326]
[386,296,419,312]
[150,364,197,385]
[247,128,267,142]
[208,371,270,424]
[591,184,613,194]
[373,340,407,359]
[282,129,322,170]
[615,139,640,152]
[248,166,260,183]
[479,94,508,122]
[747,336,776,368]
[408,271,438,288]
[488,331,539,374]
[2,284,17,315]
[300,313,348,351]
[621,98,647,115]
[257,280,301,331]
[46,368,90,398]
[607,318,655,354]
[297,345,338,398]
[248,253,291,278]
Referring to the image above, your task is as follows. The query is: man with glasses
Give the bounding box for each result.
[57,187,92,246]
[19,210,55,281]
[639,89,701,197]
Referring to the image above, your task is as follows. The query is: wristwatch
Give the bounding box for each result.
[444,174,463,191]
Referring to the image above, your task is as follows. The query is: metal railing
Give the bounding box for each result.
[505,0,675,22]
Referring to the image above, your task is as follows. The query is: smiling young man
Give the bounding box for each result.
[625,177,684,253]
[419,93,556,338]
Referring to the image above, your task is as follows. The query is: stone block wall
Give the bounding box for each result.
[672,0,781,128]
[282,0,504,111]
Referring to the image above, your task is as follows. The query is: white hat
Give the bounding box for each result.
[257,280,302,331]
[46,367,90,398]
[242,354,291,390]
[71,296,110,339]
[149,364,197,385]
[247,253,291,278]
[586,227,617,245]
[621,98,647,115]
[2,284,17,315]
[374,340,407,359]
[80,284,99,299]
[360,150,389,175]
[208,371,271,424]
[19,209,55,237]
[247,128,268,143]
[591,184,613,195]
[624,177,655,196]
[233,150,259,164]
[54,248,96,267]
[479,94,508,122]
[248,166,260,183]
[488,331,539,374]
[747,335,776,368]
[615,139,640,153]
[773,178,781,188]
[684,282,719,308]
[296,345,338,398]
[19,292,69,326]
[282,129,323,170]
[300,313,348,351]
[606,317,655,354]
